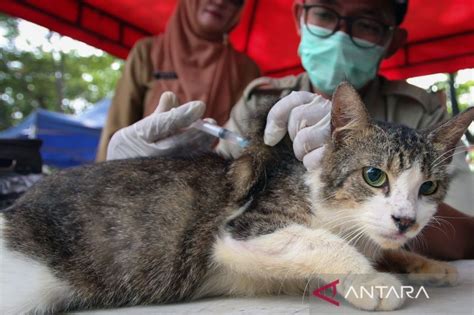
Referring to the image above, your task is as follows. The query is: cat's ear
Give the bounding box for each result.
[331,82,370,138]
[426,107,474,163]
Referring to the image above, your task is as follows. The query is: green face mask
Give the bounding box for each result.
[298,23,386,95]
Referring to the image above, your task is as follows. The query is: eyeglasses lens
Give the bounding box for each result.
[305,6,386,48]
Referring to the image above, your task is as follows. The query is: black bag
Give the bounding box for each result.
[0,139,43,209]
[0,139,43,174]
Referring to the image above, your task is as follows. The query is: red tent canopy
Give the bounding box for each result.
[1,0,473,79]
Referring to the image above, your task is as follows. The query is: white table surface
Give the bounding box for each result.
[72,260,474,315]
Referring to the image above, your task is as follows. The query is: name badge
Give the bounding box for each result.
[153,71,178,80]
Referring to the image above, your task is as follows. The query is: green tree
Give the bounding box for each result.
[0,13,124,131]
[430,73,473,114]
[456,80,474,112]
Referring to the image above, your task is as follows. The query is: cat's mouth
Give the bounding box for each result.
[380,232,407,241]
[372,232,409,249]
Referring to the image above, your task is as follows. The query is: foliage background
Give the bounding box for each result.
[0,13,124,131]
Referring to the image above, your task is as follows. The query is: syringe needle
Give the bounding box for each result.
[191,119,249,148]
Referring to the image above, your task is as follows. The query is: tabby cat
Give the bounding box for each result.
[1,83,473,314]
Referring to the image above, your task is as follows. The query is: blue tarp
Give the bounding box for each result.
[0,99,111,168]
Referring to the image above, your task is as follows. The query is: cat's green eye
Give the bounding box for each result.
[362,167,387,188]
[419,181,438,196]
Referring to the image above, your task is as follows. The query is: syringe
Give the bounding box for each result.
[191,119,250,148]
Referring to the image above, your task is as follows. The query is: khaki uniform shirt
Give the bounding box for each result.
[96,38,154,161]
[217,72,472,213]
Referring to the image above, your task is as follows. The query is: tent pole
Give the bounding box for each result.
[449,72,474,144]
[448,73,460,116]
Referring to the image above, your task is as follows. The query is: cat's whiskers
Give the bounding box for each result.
[302,264,320,302]
[302,255,343,302]
[318,213,359,227]
[430,144,472,166]
[301,273,312,302]
[411,230,429,253]
[325,218,380,243]
[317,209,380,229]
[314,209,357,225]
[273,233,316,299]
[275,260,291,295]
[360,233,379,258]
[431,215,455,230]
[344,229,373,256]
[353,228,372,250]
[435,215,474,220]
[405,237,416,252]
[424,219,452,240]
[338,224,364,240]
[431,146,471,169]
[273,233,323,301]
[341,226,368,247]
[343,229,366,247]
[332,216,380,231]
[430,216,456,237]
[297,217,370,300]
[431,151,467,170]
[319,216,365,233]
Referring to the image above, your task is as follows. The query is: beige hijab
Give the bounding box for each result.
[144,0,260,125]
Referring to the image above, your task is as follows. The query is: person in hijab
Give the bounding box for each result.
[96,0,260,161]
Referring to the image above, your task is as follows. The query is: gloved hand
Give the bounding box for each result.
[264,91,332,170]
[106,92,216,160]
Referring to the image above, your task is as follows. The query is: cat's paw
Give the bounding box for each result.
[341,272,405,311]
[407,260,459,286]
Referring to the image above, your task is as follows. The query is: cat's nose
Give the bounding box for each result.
[391,215,416,233]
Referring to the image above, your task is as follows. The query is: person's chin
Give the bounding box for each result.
[199,21,225,35]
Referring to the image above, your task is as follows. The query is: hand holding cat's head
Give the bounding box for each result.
[312,82,474,249]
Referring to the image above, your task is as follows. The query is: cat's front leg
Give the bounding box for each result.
[212,224,405,311]
[378,249,459,286]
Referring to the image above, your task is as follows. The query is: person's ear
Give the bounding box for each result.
[384,27,407,59]
[293,2,303,35]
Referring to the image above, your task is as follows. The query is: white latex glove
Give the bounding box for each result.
[106,92,216,160]
[264,91,332,170]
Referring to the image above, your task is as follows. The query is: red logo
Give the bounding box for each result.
[312,279,340,306]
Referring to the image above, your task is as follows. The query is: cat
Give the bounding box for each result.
[1,82,472,314]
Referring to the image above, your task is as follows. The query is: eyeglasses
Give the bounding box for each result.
[301,4,395,48]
